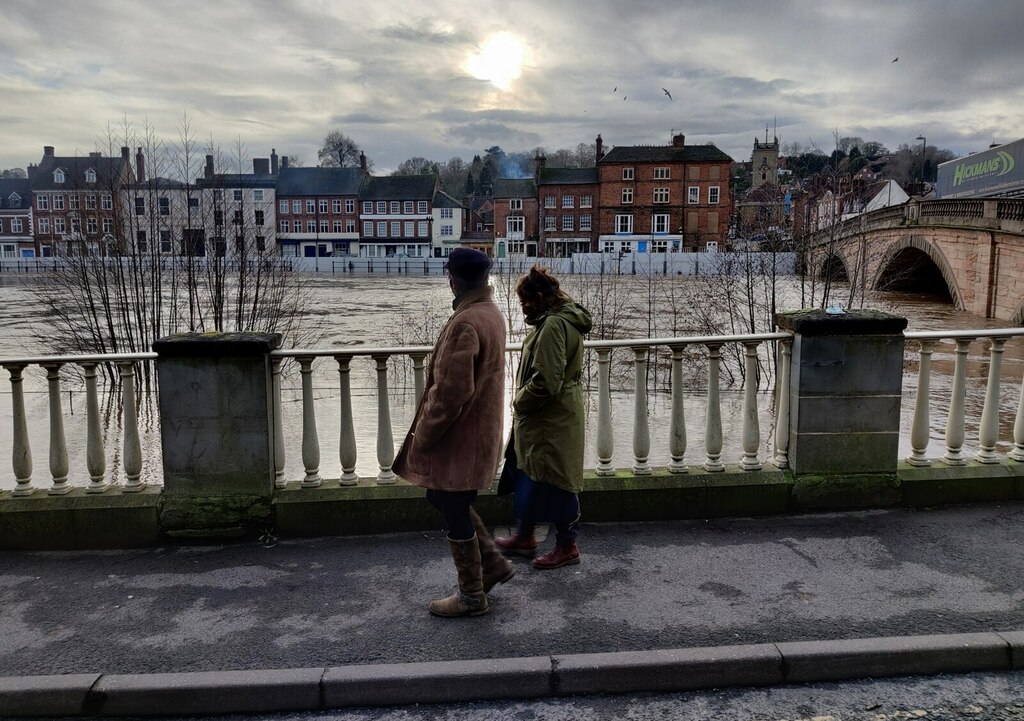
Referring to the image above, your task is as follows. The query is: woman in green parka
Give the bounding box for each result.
[496,265,593,569]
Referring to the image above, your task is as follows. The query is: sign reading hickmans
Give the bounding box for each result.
[936,137,1024,199]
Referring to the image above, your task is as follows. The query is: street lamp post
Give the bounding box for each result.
[916,135,927,185]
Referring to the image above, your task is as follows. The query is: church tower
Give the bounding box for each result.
[751,130,779,190]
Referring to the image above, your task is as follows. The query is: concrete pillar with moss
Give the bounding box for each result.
[154,332,282,538]
[775,309,908,509]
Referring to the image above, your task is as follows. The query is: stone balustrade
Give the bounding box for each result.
[3,314,1024,550]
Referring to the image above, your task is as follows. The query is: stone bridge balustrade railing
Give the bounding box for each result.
[1,352,155,497]
[904,328,1024,467]
[271,332,793,490]
[6,320,1024,550]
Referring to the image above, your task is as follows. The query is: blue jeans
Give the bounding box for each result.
[513,470,581,547]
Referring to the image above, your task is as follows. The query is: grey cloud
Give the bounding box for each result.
[376,22,469,46]
[444,122,542,147]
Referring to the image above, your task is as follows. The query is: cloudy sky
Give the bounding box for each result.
[2,0,1022,175]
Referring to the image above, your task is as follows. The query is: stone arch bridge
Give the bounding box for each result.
[804,198,1024,322]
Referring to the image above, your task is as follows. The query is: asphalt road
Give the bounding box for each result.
[3,501,1023,680]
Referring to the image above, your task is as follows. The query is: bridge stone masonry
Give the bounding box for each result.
[805,197,1024,322]
[2,311,1024,551]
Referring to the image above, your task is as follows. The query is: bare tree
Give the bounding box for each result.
[317,130,364,168]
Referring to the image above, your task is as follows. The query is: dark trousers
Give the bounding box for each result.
[514,470,581,548]
[426,489,478,540]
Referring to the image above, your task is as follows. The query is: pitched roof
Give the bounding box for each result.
[276,167,365,196]
[30,154,131,191]
[0,178,31,208]
[195,174,277,189]
[433,189,463,209]
[492,178,536,198]
[126,177,190,191]
[360,174,437,201]
[538,167,599,185]
[599,144,733,164]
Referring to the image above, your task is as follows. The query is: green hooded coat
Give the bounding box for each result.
[512,300,594,494]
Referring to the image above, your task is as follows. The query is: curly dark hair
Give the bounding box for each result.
[515,265,571,314]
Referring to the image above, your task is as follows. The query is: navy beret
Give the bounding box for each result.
[444,248,492,280]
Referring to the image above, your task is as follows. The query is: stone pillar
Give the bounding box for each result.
[154,332,282,537]
[775,309,908,509]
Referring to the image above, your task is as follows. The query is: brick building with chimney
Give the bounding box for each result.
[536,141,601,256]
[597,133,733,253]
[492,177,539,257]
[28,145,133,256]
[276,152,366,258]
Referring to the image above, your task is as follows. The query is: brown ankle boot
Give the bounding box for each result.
[470,509,516,592]
[495,530,538,557]
[429,534,490,618]
[533,542,580,570]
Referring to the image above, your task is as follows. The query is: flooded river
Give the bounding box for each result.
[0,272,1021,490]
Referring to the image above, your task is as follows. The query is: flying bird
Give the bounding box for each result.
[662,87,672,99]
[623,96,627,101]
[891,57,899,63]
[613,86,617,92]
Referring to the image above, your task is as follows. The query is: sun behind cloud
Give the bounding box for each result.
[466,32,525,90]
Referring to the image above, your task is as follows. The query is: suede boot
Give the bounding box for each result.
[429,534,490,617]
[470,509,516,592]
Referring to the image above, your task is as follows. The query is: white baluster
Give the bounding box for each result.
[410,352,427,404]
[374,354,396,483]
[119,361,145,492]
[631,346,651,475]
[43,363,70,494]
[336,355,358,485]
[703,343,724,472]
[740,341,762,470]
[668,346,687,473]
[5,363,35,496]
[772,339,792,469]
[975,337,1008,463]
[298,356,322,487]
[942,338,972,465]
[907,340,936,466]
[271,356,286,489]
[81,362,109,493]
[595,348,615,476]
[1010,372,1024,462]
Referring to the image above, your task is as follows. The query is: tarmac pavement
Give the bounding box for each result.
[2,501,1024,716]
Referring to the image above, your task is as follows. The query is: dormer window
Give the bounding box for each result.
[53,169,65,184]
[85,169,97,184]
[8,193,20,208]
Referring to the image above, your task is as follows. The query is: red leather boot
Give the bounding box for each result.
[532,543,580,569]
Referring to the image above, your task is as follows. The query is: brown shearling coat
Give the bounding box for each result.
[392,286,507,491]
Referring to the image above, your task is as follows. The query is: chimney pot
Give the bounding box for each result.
[121,146,130,159]
[205,154,214,178]
[595,134,604,161]
[359,151,367,171]
[271,149,279,175]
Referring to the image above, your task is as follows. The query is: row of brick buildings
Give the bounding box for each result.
[0,133,733,260]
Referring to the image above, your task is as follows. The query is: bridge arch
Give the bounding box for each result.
[1011,304,1024,326]
[818,253,849,282]
[873,235,961,308]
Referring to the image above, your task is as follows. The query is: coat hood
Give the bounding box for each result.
[551,300,593,335]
